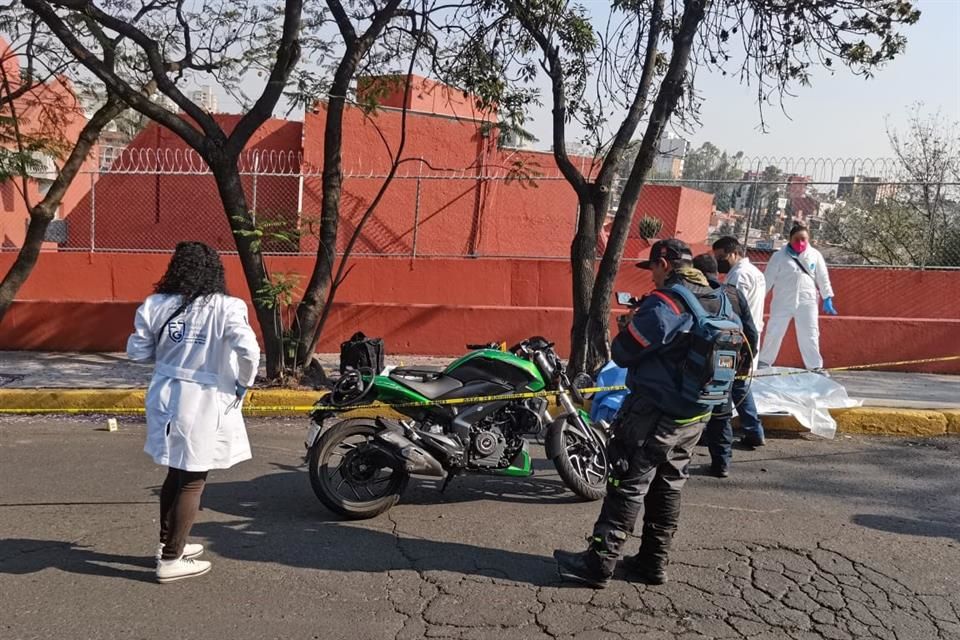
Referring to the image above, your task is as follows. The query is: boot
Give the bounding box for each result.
[621,554,668,585]
[553,549,611,589]
[738,435,765,449]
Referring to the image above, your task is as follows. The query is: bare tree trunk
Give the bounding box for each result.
[292,0,403,367]
[292,59,354,365]
[0,97,125,321]
[582,0,707,374]
[568,195,598,373]
[210,160,284,378]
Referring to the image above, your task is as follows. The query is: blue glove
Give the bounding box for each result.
[235,382,248,400]
[823,297,838,316]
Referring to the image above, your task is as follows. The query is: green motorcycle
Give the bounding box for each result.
[304,337,610,519]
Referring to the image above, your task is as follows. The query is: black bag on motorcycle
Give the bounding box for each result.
[339,331,385,374]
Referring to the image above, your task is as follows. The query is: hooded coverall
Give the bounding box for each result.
[758,245,834,370]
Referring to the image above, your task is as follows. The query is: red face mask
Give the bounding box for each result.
[790,240,808,254]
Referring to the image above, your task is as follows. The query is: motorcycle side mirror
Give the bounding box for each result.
[616,292,633,306]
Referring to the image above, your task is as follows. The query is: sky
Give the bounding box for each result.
[210,0,959,160]
[519,0,960,159]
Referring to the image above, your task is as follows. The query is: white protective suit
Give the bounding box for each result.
[725,256,766,335]
[127,293,261,472]
[759,245,834,370]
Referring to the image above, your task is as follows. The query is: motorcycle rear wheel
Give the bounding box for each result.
[552,418,608,501]
[308,418,409,519]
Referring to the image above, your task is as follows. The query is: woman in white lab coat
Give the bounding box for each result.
[127,241,260,583]
[758,223,838,370]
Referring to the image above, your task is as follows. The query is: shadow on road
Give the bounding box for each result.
[188,464,561,586]
[0,465,565,586]
[852,514,960,542]
[0,539,157,582]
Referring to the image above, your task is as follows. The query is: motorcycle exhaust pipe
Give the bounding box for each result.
[375,430,445,477]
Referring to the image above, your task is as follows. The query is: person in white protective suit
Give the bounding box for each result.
[758,223,838,370]
[127,242,261,584]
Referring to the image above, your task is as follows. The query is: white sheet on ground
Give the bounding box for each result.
[748,367,862,439]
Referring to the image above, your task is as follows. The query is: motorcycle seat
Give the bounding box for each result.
[388,370,464,399]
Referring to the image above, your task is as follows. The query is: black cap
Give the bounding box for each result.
[636,238,693,269]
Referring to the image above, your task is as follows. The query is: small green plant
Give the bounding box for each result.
[638,216,663,240]
[232,210,300,254]
[254,271,303,365]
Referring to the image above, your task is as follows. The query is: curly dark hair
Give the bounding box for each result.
[155,242,227,308]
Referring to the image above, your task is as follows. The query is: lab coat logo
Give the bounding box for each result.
[167,320,185,343]
[809,262,816,272]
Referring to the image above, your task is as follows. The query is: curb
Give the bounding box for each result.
[0,389,958,437]
[754,408,954,437]
[0,389,323,417]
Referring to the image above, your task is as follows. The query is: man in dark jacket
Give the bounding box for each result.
[554,239,742,589]
[693,253,759,478]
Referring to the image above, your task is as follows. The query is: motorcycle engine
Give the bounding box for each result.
[469,403,541,468]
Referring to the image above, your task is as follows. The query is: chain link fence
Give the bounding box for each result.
[4,148,958,269]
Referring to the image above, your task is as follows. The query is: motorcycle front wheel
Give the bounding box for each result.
[308,418,409,520]
[552,417,608,501]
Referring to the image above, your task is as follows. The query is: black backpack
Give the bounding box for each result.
[339,331,385,374]
[665,284,744,407]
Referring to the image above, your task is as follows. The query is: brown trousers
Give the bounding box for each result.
[159,467,208,560]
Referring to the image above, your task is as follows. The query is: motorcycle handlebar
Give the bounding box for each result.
[466,343,498,350]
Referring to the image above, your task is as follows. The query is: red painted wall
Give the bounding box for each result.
[53,83,709,257]
[1,252,957,373]
[675,188,716,243]
[63,118,302,252]
[300,104,585,257]
[3,299,958,374]
[4,253,960,319]
[358,75,495,122]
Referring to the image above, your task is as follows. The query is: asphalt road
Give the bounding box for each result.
[1,417,959,640]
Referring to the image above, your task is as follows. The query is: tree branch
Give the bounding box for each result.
[327,0,359,42]
[23,0,207,150]
[44,0,222,138]
[226,0,304,155]
[595,0,664,189]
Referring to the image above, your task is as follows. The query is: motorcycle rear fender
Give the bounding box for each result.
[305,414,404,451]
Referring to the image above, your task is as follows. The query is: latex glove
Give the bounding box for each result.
[822,297,838,316]
[235,382,248,401]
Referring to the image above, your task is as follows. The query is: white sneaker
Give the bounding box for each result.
[155,542,204,562]
[156,557,212,583]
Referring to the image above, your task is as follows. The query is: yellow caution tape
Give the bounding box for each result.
[0,354,957,415]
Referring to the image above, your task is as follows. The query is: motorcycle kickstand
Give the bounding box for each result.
[440,470,459,493]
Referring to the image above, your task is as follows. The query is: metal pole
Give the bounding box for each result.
[411,164,422,257]
[296,165,305,251]
[89,171,96,253]
[251,155,259,225]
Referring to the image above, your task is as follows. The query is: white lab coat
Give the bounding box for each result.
[725,256,766,335]
[127,293,261,472]
[759,245,834,370]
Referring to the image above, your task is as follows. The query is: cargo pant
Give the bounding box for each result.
[589,396,707,577]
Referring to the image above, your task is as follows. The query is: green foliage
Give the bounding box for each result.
[681,142,745,210]
[255,272,302,310]
[231,211,301,254]
[637,215,662,240]
[503,157,543,188]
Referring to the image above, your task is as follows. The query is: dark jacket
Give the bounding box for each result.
[610,273,743,419]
